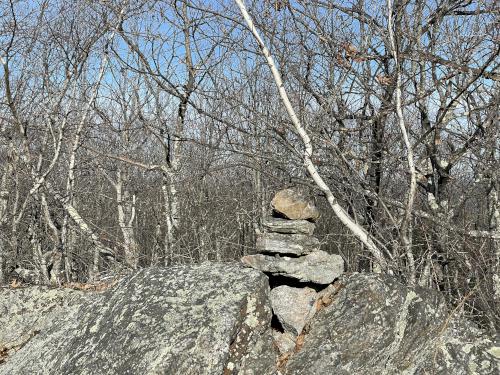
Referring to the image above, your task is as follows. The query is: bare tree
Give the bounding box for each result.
[0,0,498,332]
[235,0,390,271]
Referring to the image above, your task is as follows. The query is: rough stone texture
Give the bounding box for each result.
[286,273,499,375]
[0,263,275,375]
[256,232,320,256]
[272,330,297,355]
[238,329,277,375]
[2,268,498,375]
[242,251,344,284]
[0,286,89,359]
[262,218,315,235]
[270,286,317,336]
[271,189,320,222]
[420,320,500,375]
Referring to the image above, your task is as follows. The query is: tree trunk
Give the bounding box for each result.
[162,172,178,266]
[487,173,500,317]
[235,0,390,272]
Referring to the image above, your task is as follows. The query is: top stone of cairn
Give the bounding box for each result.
[271,188,320,222]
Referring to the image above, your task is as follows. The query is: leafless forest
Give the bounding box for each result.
[0,0,498,331]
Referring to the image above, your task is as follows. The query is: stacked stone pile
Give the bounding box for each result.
[241,188,345,356]
[242,188,344,285]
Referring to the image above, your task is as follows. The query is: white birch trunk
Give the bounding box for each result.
[162,172,179,266]
[58,16,123,278]
[488,174,500,306]
[60,214,73,281]
[115,170,139,269]
[387,0,416,284]
[235,0,389,271]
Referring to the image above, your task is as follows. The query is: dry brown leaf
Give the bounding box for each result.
[0,346,8,364]
[276,352,292,371]
[376,75,393,85]
[294,333,306,352]
[343,43,358,57]
[274,0,288,11]
[321,294,333,306]
[10,279,21,289]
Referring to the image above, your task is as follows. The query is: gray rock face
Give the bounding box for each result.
[0,286,89,360]
[2,267,497,375]
[0,263,275,375]
[425,321,500,375]
[271,189,320,222]
[237,329,277,375]
[241,251,344,284]
[272,330,297,355]
[285,273,499,375]
[262,218,315,235]
[270,286,317,336]
[256,232,320,256]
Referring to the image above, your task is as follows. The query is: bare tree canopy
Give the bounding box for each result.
[0,0,498,332]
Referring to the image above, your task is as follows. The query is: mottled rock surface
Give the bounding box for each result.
[242,251,344,284]
[0,263,275,375]
[2,268,497,375]
[237,329,277,375]
[270,286,317,336]
[0,286,89,360]
[285,273,499,374]
[256,232,320,256]
[271,189,320,222]
[272,330,297,355]
[262,218,315,235]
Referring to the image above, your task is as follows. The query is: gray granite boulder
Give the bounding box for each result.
[285,273,499,374]
[2,267,498,375]
[262,218,315,235]
[272,330,297,355]
[237,329,277,375]
[0,286,90,362]
[242,251,344,284]
[270,285,317,336]
[256,232,320,256]
[0,263,275,375]
[271,189,320,222]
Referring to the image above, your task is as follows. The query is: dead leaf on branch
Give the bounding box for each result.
[376,75,394,85]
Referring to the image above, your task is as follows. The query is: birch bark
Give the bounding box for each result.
[234,0,389,271]
[387,0,416,284]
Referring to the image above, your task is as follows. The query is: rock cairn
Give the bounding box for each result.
[241,188,345,356]
[242,188,343,285]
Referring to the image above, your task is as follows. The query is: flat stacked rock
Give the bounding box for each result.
[242,188,343,285]
[270,188,321,222]
[242,188,345,356]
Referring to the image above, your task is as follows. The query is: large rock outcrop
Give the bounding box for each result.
[1,265,498,375]
[0,286,89,361]
[285,273,499,375]
[0,263,275,375]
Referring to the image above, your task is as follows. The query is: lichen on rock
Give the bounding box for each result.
[0,263,275,375]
